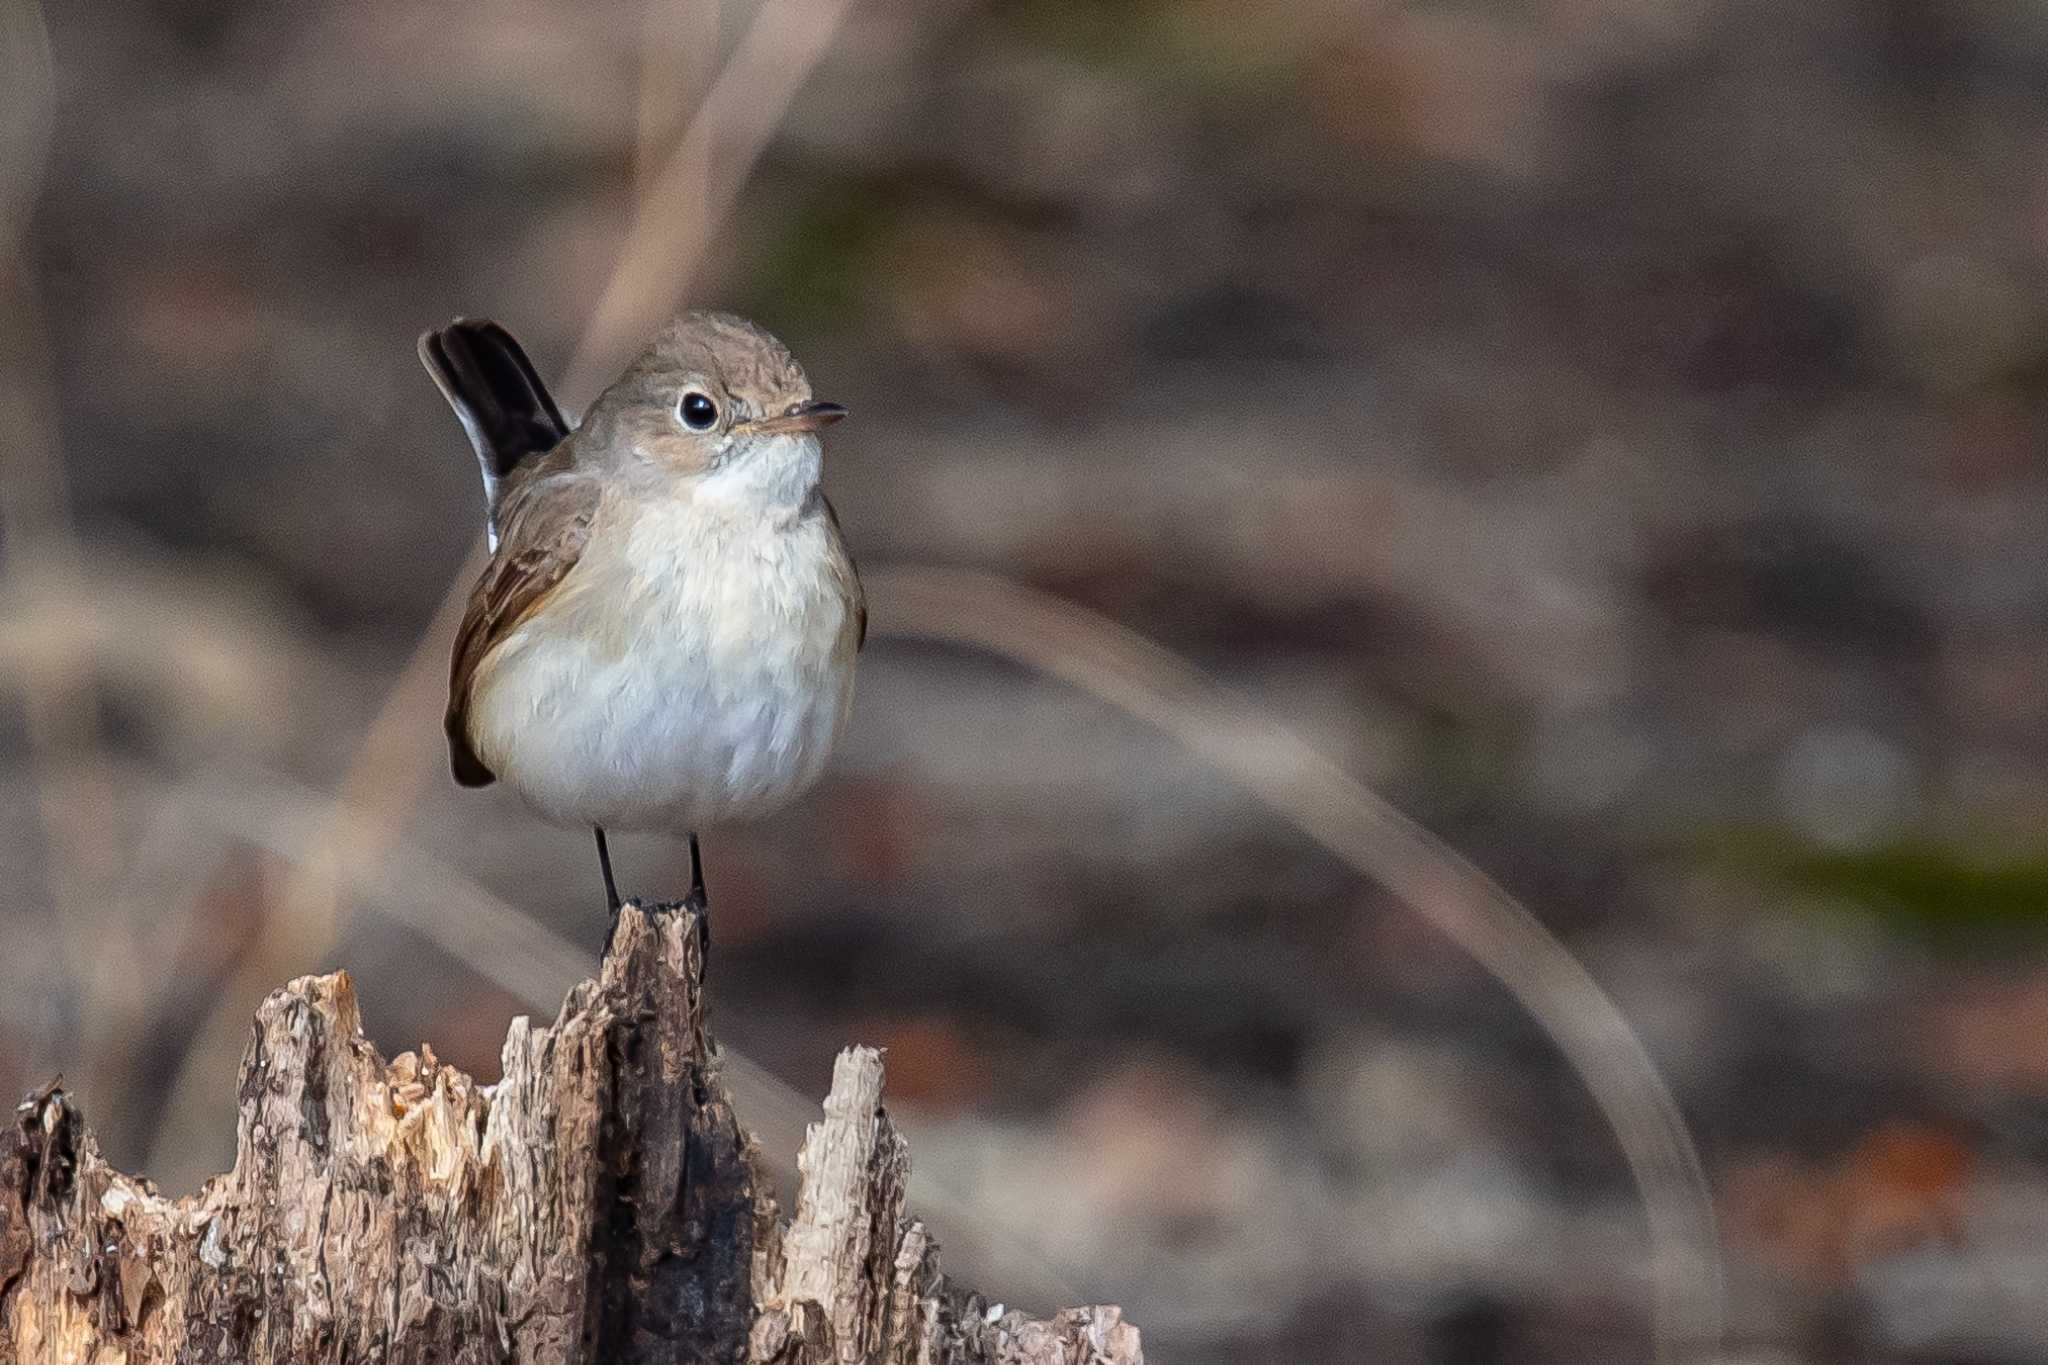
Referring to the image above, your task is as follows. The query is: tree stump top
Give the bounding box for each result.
[0,904,1143,1365]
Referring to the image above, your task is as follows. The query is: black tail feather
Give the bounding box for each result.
[418,319,570,534]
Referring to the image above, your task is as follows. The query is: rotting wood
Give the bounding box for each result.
[0,904,1143,1364]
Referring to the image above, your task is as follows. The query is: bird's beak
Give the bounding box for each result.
[743,400,848,435]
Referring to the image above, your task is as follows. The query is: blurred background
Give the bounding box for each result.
[4,0,2048,1360]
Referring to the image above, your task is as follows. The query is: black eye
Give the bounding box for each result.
[678,391,718,430]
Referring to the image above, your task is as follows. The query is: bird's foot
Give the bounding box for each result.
[676,886,711,960]
[610,890,710,962]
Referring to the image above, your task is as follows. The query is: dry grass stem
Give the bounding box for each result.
[867,565,1726,1364]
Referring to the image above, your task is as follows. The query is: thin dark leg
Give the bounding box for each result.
[595,826,622,913]
[684,831,708,957]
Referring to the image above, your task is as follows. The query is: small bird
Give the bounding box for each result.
[419,312,864,917]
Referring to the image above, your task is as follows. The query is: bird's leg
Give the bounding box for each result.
[686,832,706,906]
[594,826,623,914]
[684,831,709,957]
[599,829,706,955]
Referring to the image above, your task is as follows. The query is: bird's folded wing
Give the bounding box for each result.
[446,457,601,787]
[822,493,866,651]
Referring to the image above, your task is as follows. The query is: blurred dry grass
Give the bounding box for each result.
[9,1,2048,1361]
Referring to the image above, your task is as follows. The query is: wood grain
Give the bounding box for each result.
[0,905,1142,1364]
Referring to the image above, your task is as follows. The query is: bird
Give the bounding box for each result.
[418,311,864,921]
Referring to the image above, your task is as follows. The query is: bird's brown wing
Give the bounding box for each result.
[821,492,866,651]
[446,455,601,786]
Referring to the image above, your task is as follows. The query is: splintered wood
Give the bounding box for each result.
[0,906,1143,1364]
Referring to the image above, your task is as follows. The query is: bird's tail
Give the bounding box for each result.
[418,319,570,545]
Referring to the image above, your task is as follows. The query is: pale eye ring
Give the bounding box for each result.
[678,391,718,430]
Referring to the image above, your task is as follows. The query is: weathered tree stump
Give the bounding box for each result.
[0,904,1142,1364]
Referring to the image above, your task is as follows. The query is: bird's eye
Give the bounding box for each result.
[678,391,718,430]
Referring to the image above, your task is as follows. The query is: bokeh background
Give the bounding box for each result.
[5,0,2048,1360]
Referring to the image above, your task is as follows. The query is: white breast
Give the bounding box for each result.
[467,488,858,833]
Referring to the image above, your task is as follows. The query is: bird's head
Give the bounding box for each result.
[585,310,846,513]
